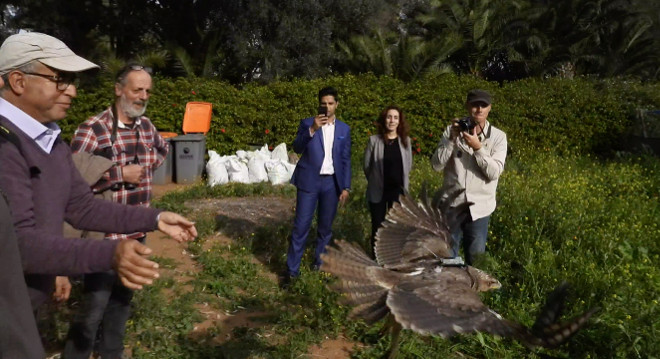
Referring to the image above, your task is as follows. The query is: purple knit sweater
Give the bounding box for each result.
[0,116,161,307]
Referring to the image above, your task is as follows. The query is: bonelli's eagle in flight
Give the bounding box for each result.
[320,188,597,356]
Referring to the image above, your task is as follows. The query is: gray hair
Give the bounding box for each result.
[1,61,41,92]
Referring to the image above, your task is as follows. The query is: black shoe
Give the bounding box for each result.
[278,273,296,290]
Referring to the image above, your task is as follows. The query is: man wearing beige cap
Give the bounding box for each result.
[0,74,47,359]
[431,89,507,265]
[0,32,197,356]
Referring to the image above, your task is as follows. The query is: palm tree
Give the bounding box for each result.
[415,0,528,78]
[513,0,660,79]
[337,29,460,81]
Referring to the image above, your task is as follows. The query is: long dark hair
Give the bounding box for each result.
[377,105,409,147]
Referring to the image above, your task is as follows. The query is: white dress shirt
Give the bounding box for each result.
[319,120,335,175]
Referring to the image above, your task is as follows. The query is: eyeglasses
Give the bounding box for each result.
[127,65,152,74]
[22,72,79,91]
[116,65,153,82]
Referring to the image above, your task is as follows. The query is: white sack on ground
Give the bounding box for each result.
[207,143,294,186]
[226,157,250,183]
[265,159,291,185]
[271,143,288,162]
[236,150,248,161]
[259,144,271,158]
[206,150,229,186]
[248,156,268,183]
[284,162,296,179]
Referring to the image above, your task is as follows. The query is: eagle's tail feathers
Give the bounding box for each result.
[321,239,394,323]
[519,307,598,348]
[517,283,598,349]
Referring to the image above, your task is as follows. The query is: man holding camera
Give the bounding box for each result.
[431,89,507,265]
[283,86,351,287]
[65,64,168,359]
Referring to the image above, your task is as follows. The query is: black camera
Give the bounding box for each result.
[457,117,476,132]
[110,182,137,191]
[317,106,328,116]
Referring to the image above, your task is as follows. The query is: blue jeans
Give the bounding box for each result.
[451,214,490,265]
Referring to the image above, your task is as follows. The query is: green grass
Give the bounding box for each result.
[44,151,659,358]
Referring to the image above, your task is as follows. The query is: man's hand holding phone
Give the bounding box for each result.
[311,106,329,133]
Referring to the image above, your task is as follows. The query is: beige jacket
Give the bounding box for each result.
[431,120,507,220]
[62,152,113,240]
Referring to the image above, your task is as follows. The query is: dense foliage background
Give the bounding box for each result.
[62,73,660,158]
[3,0,660,83]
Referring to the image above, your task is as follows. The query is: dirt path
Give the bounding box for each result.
[149,183,355,358]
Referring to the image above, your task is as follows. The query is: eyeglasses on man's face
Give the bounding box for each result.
[22,71,79,91]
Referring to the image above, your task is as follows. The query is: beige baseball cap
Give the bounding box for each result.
[0,32,99,75]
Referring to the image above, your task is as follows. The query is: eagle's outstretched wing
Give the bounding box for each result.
[321,240,598,349]
[387,278,520,338]
[320,240,403,323]
[387,277,597,348]
[375,186,470,269]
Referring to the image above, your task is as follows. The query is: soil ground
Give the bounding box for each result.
[146,182,356,358]
[44,182,356,358]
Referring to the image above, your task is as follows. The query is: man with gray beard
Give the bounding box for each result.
[64,64,169,359]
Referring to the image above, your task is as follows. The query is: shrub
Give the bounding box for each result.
[62,74,660,158]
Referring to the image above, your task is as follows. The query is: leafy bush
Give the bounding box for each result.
[62,74,660,158]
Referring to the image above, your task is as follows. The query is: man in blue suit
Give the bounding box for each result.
[284,87,351,286]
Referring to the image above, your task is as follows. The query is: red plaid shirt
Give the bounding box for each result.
[71,107,169,240]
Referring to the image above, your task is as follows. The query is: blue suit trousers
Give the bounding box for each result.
[287,175,339,277]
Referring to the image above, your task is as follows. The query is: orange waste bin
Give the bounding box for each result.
[172,102,213,183]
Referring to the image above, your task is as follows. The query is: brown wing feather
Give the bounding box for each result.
[387,278,520,338]
[375,191,454,268]
[320,240,405,323]
[519,283,600,348]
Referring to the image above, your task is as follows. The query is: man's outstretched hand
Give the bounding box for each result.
[157,211,197,243]
[113,239,159,290]
[53,276,71,302]
[112,212,196,290]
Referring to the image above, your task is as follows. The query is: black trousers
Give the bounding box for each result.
[368,199,397,258]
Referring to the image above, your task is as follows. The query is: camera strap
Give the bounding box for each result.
[0,124,41,178]
[110,104,141,164]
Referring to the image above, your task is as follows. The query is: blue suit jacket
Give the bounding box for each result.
[290,117,351,193]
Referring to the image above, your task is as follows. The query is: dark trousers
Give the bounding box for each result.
[287,175,339,277]
[368,199,397,257]
[62,238,143,359]
[450,214,490,265]
[63,270,133,359]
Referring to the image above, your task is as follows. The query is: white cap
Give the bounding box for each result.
[0,32,99,75]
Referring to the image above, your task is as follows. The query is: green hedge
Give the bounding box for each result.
[61,74,660,157]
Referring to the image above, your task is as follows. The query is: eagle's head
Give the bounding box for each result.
[467,266,501,292]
